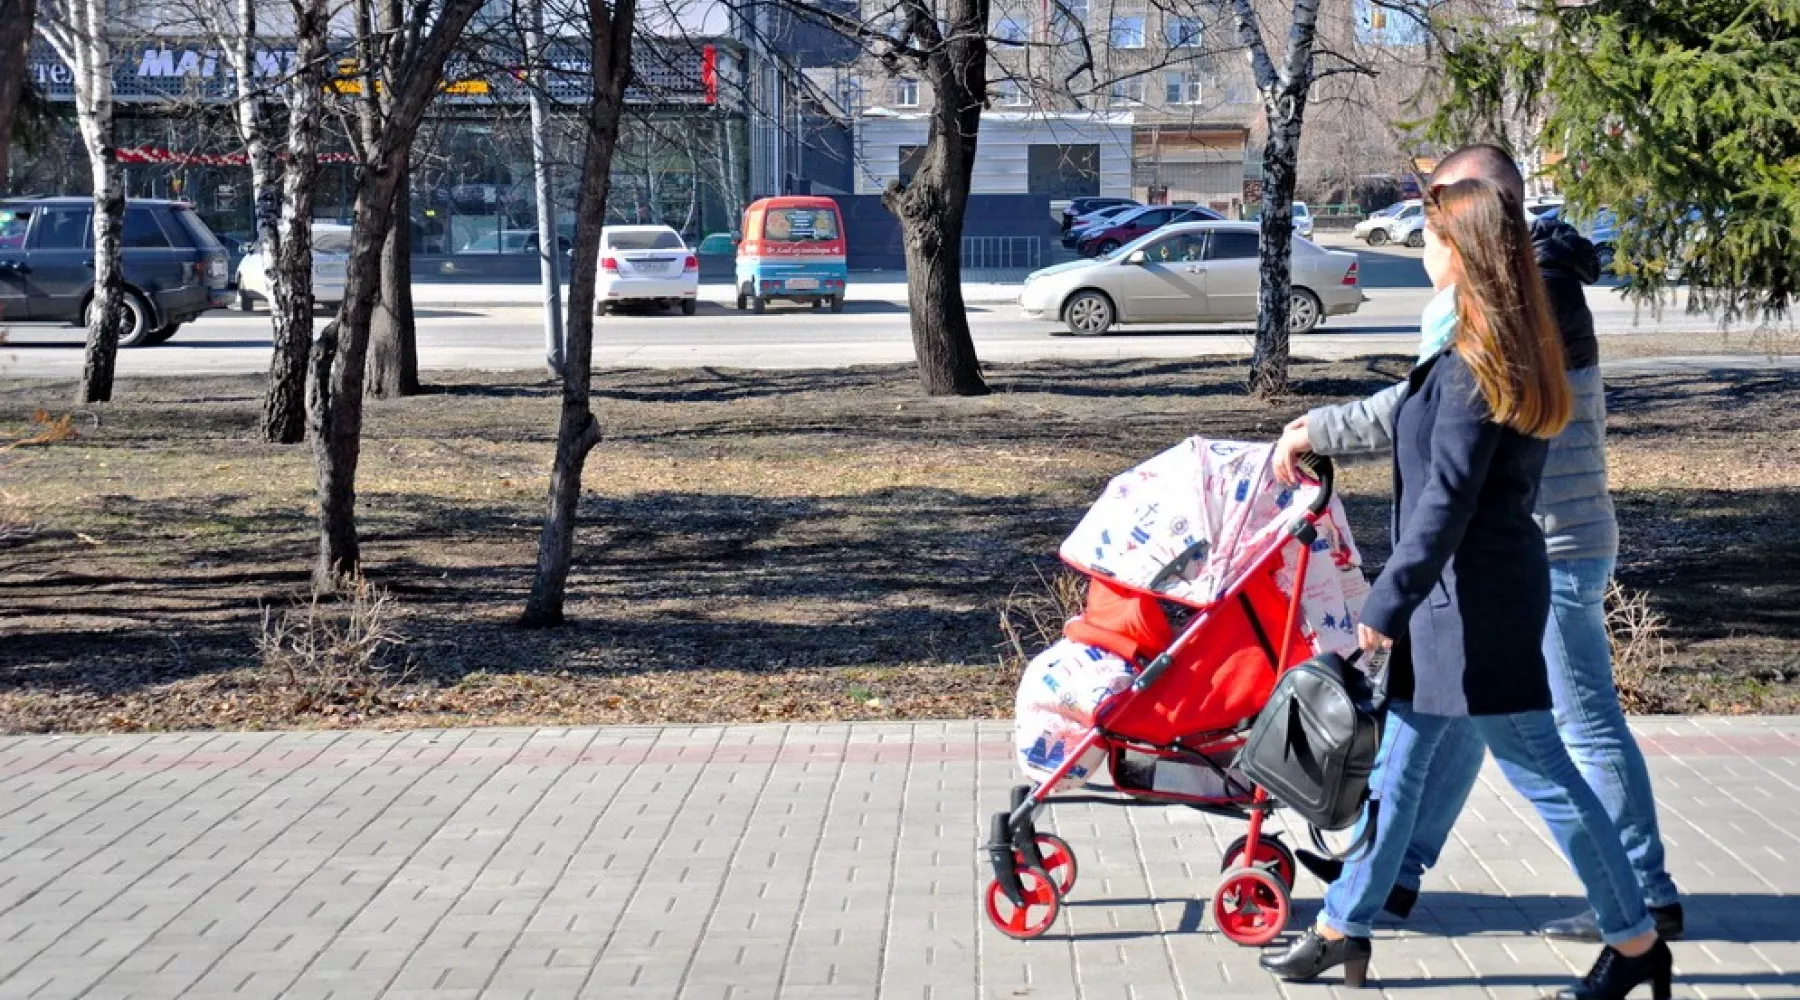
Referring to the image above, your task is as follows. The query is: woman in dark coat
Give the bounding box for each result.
[1260,178,1671,1000]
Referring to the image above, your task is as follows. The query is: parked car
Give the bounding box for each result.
[0,196,230,346]
[1076,205,1226,257]
[234,223,351,311]
[1060,196,1138,232]
[696,232,739,256]
[1292,201,1315,240]
[1352,200,1424,246]
[1524,195,1566,220]
[598,224,699,314]
[1019,221,1363,336]
[734,196,848,313]
[1061,202,1142,249]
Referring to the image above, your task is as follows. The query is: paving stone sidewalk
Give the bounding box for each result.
[1,718,1797,1000]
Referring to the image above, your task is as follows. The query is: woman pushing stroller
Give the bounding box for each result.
[1261,151,1675,999]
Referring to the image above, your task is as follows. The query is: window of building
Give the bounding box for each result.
[1026,144,1100,200]
[1109,76,1145,105]
[896,77,920,107]
[30,209,89,250]
[995,78,1031,106]
[899,145,927,185]
[1207,229,1261,260]
[120,208,172,249]
[1109,14,1145,48]
[1165,16,1202,47]
[995,14,1029,43]
[1165,70,1203,105]
[1051,0,1088,40]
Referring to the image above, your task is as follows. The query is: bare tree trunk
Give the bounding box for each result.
[1249,112,1302,396]
[1231,0,1320,399]
[362,0,419,399]
[42,0,127,404]
[309,0,486,590]
[366,157,419,397]
[0,0,36,190]
[78,140,124,403]
[521,0,638,626]
[880,0,990,397]
[262,0,327,443]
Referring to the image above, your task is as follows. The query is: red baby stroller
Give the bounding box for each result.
[985,452,1355,946]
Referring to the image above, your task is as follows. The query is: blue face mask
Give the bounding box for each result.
[1419,284,1458,362]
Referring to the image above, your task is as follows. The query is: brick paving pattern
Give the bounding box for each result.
[1,718,1797,999]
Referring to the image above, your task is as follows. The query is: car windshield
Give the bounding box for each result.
[314,231,352,253]
[1292,204,1309,216]
[762,208,838,242]
[606,229,685,250]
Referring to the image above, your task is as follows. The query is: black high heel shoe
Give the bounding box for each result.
[1546,939,1673,1000]
[1260,926,1373,987]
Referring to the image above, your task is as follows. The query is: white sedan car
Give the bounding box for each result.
[597,225,698,314]
[1019,221,1364,336]
[233,223,350,311]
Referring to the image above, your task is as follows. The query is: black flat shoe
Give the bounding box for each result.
[1259,926,1372,987]
[1542,904,1686,943]
[1544,940,1673,1000]
[1294,849,1418,919]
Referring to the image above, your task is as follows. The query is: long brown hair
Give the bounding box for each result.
[1425,178,1571,439]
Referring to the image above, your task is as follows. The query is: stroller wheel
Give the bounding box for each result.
[1220,833,1297,891]
[1016,833,1078,897]
[1213,866,1292,947]
[985,864,1061,940]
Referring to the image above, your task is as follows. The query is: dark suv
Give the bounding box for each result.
[0,197,231,346]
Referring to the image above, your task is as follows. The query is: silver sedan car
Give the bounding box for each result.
[1019,221,1364,336]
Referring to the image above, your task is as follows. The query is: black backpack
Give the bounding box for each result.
[1239,650,1386,855]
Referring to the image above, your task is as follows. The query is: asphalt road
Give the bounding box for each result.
[0,235,1738,379]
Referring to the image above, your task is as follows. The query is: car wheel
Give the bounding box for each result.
[1097,239,1120,255]
[810,298,823,310]
[145,322,182,345]
[87,290,153,347]
[236,289,257,312]
[658,298,673,311]
[751,294,765,314]
[1366,229,1388,247]
[736,289,747,310]
[1288,289,1323,335]
[1404,230,1425,249]
[1063,290,1114,336]
[681,298,697,316]
[829,294,844,314]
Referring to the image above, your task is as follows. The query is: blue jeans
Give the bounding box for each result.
[1321,704,1655,945]
[1377,556,1679,906]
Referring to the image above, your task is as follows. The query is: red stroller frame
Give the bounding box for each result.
[984,456,1339,945]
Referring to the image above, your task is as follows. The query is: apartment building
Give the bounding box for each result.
[822,0,1257,212]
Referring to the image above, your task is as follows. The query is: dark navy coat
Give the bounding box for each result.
[1358,348,1555,717]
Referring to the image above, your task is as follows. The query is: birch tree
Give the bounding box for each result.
[37,0,128,403]
[1231,0,1325,398]
[521,0,638,625]
[308,0,486,589]
[357,0,422,399]
[262,0,331,443]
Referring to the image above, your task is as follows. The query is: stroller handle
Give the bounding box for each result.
[1296,453,1336,514]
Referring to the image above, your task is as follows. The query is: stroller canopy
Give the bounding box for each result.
[1059,437,1369,657]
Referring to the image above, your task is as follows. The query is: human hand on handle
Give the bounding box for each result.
[1358,623,1391,654]
[1273,416,1313,487]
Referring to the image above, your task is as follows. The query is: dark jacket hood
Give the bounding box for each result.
[1532,216,1601,286]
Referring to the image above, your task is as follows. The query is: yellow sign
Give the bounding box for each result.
[443,79,490,96]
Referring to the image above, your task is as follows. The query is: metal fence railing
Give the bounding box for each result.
[961,235,1041,271]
